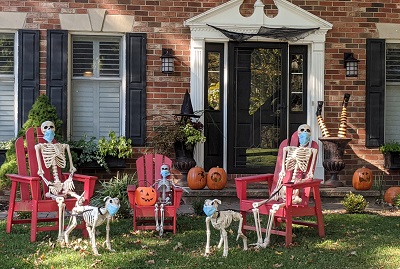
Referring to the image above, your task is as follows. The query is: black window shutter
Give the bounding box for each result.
[366,39,385,147]
[46,30,68,139]
[18,30,39,129]
[126,33,146,146]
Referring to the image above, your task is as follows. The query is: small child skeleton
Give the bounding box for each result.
[252,124,318,248]
[64,194,120,255]
[153,164,188,236]
[34,121,81,242]
[203,199,248,257]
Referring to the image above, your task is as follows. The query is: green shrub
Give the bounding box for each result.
[341,192,368,213]
[90,172,137,219]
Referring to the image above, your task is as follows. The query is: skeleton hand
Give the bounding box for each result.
[69,165,77,175]
[63,176,75,192]
[279,170,286,179]
[306,172,314,180]
[252,202,260,208]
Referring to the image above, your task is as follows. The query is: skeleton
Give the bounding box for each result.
[64,194,120,255]
[203,199,247,257]
[153,164,188,236]
[34,121,81,242]
[252,124,318,248]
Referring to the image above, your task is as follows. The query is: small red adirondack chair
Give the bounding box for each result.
[235,131,325,247]
[6,127,97,242]
[127,154,183,234]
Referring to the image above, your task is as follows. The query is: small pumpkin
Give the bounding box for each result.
[135,187,157,206]
[352,166,373,190]
[187,166,207,190]
[206,166,227,190]
[384,186,400,205]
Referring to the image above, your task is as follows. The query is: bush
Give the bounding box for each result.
[90,172,137,219]
[341,192,368,213]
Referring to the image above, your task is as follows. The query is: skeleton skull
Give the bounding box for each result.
[160,164,170,178]
[41,121,55,134]
[297,124,311,147]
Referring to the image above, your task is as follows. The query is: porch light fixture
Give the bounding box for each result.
[161,48,175,74]
[344,52,359,77]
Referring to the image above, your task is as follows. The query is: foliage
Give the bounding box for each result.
[394,194,400,208]
[90,172,136,219]
[0,95,62,190]
[379,141,400,153]
[151,116,206,155]
[98,131,133,159]
[191,197,205,216]
[0,140,13,150]
[341,192,368,213]
[2,214,400,268]
[68,131,132,173]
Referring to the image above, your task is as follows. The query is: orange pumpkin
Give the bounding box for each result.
[384,186,400,205]
[187,166,207,190]
[207,166,227,190]
[135,187,157,206]
[352,166,373,190]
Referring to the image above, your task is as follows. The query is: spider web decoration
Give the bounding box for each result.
[207,24,319,42]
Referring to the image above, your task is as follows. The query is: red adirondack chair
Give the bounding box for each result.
[6,127,97,242]
[127,154,183,234]
[235,131,325,247]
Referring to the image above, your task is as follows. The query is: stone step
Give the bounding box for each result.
[181,186,381,205]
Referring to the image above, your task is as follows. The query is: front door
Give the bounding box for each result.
[204,42,308,174]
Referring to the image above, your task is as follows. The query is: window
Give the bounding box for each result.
[385,43,400,142]
[0,33,15,141]
[71,36,122,140]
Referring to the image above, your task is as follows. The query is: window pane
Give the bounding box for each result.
[207,52,220,110]
[290,54,304,112]
[73,41,93,77]
[99,41,120,77]
[0,34,14,75]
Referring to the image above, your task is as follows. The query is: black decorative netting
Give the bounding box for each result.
[207,24,319,42]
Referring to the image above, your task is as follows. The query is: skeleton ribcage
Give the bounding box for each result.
[41,144,67,168]
[285,147,312,173]
[82,207,107,228]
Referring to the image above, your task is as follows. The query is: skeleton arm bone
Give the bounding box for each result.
[306,148,318,179]
[34,144,46,180]
[65,144,77,175]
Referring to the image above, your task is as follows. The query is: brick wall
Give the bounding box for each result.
[2,0,400,187]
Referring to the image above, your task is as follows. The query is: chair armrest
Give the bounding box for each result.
[7,173,40,183]
[172,187,183,209]
[235,174,273,200]
[127,185,137,208]
[63,173,98,199]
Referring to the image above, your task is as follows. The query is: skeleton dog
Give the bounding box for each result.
[203,199,247,257]
[64,194,120,255]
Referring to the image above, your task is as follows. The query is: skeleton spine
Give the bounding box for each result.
[338,94,350,138]
[316,101,330,137]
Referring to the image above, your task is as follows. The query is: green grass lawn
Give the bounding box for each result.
[1,212,400,269]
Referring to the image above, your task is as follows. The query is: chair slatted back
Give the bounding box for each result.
[136,154,173,187]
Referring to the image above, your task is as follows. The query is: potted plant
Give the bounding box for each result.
[380,141,400,169]
[98,131,133,168]
[151,115,206,156]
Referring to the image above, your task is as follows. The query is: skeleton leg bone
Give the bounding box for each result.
[159,203,165,236]
[235,213,248,250]
[155,203,159,231]
[102,217,114,252]
[56,197,65,242]
[252,208,264,246]
[205,217,211,255]
[263,203,284,247]
[220,228,228,257]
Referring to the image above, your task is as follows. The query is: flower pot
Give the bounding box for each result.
[384,152,400,170]
[173,141,196,186]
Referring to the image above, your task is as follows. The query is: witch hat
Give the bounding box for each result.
[174,90,200,118]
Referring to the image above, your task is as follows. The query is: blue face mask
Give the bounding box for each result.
[161,169,170,178]
[107,203,120,217]
[299,132,310,147]
[203,205,216,217]
[43,129,55,143]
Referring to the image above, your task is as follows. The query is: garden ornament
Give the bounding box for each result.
[316,101,331,137]
[64,194,120,255]
[338,93,350,138]
[252,124,318,248]
[34,120,81,242]
[153,164,188,236]
[203,199,247,257]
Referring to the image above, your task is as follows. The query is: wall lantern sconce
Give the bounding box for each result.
[344,52,359,77]
[161,48,175,74]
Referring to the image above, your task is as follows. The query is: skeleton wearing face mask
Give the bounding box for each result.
[34,121,80,241]
[251,124,318,248]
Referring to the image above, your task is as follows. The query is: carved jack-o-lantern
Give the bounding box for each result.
[206,166,227,190]
[352,166,373,190]
[187,166,207,190]
[135,187,157,206]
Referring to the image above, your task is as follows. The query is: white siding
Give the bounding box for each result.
[0,80,15,141]
[71,80,121,140]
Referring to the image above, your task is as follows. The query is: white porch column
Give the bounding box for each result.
[190,38,205,167]
[309,41,326,180]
